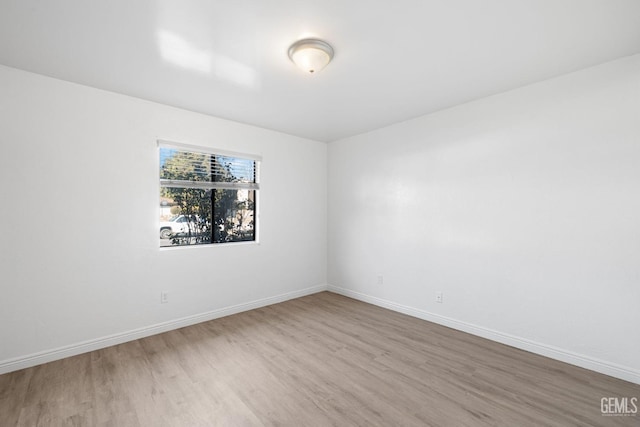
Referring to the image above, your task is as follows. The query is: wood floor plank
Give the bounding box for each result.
[1,292,638,426]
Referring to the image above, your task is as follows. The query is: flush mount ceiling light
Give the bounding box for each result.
[288,38,334,74]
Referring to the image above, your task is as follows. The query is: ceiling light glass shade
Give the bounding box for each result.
[288,39,334,74]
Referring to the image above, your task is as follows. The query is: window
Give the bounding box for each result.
[158,141,259,247]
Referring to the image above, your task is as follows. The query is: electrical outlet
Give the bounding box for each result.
[436,292,443,303]
[377,275,384,285]
[161,291,169,304]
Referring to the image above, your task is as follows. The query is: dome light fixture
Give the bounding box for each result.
[288,38,334,74]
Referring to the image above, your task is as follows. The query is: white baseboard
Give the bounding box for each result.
[327,284,640,385]
[0,284,328,375]
[5,283,637,385]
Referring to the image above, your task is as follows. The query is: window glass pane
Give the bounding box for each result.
[159,143,258,247]
[160,148,211,182]
[159,188,212,247]
[213,189,255,243]
[212,156,256,184]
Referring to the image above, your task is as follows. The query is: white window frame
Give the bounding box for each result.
[158,140,261,247]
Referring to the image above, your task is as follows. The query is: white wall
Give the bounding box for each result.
[328,54,640,383]
[0,65,327,372]
[2,54,638,384]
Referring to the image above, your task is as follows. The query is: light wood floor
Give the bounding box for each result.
[1,292,638,426]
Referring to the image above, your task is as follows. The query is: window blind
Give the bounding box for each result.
[159,141,260,191]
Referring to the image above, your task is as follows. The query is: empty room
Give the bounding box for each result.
[1,1,639,426]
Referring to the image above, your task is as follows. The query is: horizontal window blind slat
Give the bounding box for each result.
[160,179,259,191]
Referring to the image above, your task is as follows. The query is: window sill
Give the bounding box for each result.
[159,240,260,251]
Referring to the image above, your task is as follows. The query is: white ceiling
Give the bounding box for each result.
[1,0,640,142]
